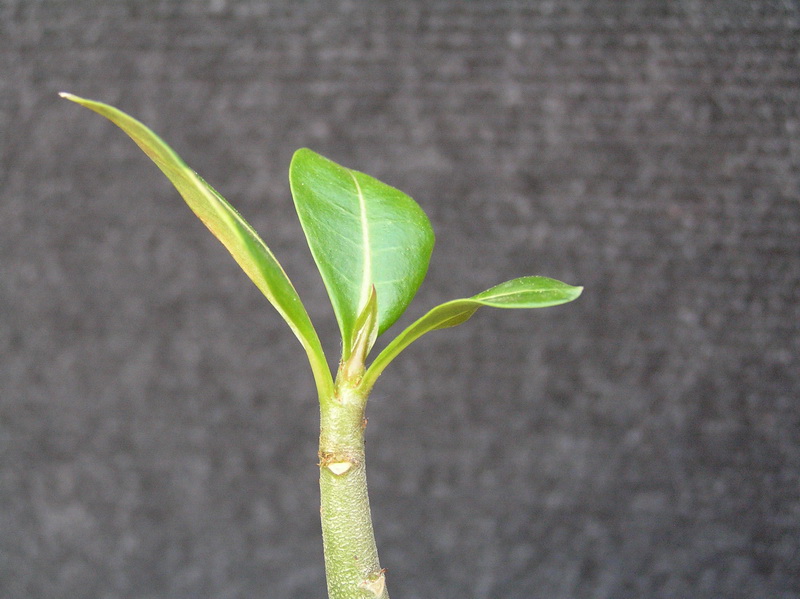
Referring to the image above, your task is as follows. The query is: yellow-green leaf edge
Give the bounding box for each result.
[61,93,334,399]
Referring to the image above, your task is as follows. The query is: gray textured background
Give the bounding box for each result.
[2,1,799,598]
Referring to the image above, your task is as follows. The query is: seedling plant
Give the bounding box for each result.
[61,93,582,599]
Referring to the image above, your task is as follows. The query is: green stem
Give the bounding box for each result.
[319,379,388,599]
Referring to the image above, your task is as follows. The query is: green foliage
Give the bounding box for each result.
[290,148,434,359]
[362,276,582,391]
[59,93,334,397]
[61,93,582,394]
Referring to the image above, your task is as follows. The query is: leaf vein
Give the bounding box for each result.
[350,171,372,313]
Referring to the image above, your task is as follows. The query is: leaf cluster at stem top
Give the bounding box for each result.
[61,93,583,399]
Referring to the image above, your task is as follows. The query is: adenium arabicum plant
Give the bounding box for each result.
[61,92,582,599]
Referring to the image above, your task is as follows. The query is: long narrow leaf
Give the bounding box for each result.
[289,149,434,358]
[362,276,582,391]
[61,93,333,398]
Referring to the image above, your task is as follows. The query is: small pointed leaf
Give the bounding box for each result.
[342,285,379,381]
[362,276,582,391]
[350,285,379,360]
[289,149,434,354]
[61,93,333,398]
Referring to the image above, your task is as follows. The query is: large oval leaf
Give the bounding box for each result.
[61,93,334,398]
[361,276,583,391]
[289,149,434,358]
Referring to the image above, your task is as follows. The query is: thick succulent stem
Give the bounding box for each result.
[319,379,388,599]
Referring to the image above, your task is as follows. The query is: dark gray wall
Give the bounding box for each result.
[2,2,798,598]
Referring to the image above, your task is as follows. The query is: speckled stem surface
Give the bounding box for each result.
[319,382,389,599]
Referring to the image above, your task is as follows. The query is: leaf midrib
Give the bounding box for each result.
[350,171,372,315]
[480,288,562,301]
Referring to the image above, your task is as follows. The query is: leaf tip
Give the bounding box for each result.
[59,92,90,108]
[290,147,314,164]
[556,283,583,306]
[289,147,314,179]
